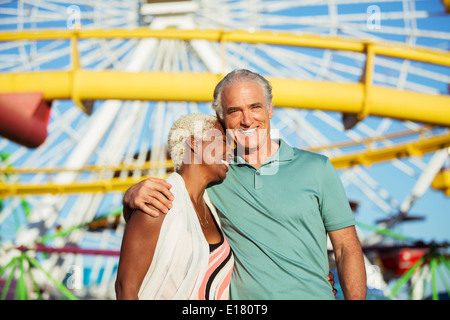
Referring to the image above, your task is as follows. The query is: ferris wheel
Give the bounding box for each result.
[0,0,449,300]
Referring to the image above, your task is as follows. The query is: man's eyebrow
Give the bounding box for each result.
[226,103,263,113]
[226,106,241,113]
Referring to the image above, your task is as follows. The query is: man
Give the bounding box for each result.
[123,69,366,299]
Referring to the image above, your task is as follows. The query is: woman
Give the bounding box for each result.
[115,113,233,300]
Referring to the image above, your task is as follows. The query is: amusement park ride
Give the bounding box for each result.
[0,0,449,300]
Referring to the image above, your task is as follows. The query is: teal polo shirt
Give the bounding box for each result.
[207,139,355,299]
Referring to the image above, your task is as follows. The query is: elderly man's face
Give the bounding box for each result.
[220,80,273,155]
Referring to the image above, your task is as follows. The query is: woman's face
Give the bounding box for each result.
[200,123,229,181]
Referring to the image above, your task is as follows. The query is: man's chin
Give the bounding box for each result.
[235,142,259,155]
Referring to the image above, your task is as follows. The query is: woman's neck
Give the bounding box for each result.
[177,165,210,204]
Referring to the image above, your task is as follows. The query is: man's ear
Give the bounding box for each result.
[268,102,274,119]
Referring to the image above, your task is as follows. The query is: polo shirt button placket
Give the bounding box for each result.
[254,170,262,189]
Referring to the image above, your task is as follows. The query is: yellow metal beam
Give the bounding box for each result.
[443,0,450,14]
[432,168,450,196]
[1,28,450,126]
[1,131,449,196]
[0,127,429,174]
[270,78,450,127]
[0,160,174,174]
[0,176,163,197]
[1,70,450,127]
[307,127,431,152]
[330,132,450,169]
[1,28,450,66]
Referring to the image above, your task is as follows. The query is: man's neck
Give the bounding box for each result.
[240,139,280,169]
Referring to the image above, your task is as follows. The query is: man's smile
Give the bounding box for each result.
[237,127,258,135]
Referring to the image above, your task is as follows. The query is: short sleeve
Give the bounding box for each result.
[320,158,355,231]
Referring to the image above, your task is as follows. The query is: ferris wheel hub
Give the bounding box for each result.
[140,0,199,16]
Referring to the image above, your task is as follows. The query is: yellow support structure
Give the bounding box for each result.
[0,176,160,197]
[1,28,450,125]
[0,160,174,174]
[330,132,450,169]
[1,28,450,66]
[443,0,450,14]
[1,70,450,127]
[432,169,450,196]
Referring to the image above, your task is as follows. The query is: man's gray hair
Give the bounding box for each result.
[168,113,219,170]
[212,69,273,120]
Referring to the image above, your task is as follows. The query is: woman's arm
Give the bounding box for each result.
[115,209,165,299]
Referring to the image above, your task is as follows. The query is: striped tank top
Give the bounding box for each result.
[197,219,234,300]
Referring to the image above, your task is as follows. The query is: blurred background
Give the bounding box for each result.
[0,0,449,300]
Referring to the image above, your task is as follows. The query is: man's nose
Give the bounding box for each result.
[240,110,252,127]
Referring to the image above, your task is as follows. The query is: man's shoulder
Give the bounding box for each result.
[291,145,329,165]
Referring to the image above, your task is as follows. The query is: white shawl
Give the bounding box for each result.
[138,172,220,300]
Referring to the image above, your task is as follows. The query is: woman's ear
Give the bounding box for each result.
[186,136,203,164]
[186,136,195,153]
[186,136,201,154]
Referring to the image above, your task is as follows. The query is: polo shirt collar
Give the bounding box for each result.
[231,138,293,166]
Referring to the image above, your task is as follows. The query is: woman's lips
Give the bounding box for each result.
[221,160,229,171]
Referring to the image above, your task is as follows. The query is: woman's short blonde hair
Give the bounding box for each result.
[168,113,219,170]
